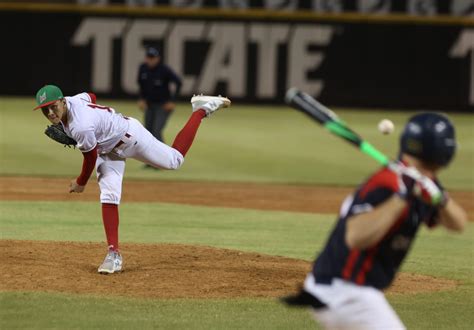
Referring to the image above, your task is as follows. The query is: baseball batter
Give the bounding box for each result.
[34,85,230,274]
[283,113,467,329]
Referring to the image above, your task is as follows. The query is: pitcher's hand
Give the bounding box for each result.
[69,180,85,193]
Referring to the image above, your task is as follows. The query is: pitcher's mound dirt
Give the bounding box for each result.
[1,240,457,299]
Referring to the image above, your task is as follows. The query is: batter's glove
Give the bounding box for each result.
[44,124,77,148]
[280,287,327,309]
[389,162,446,207]
[433,179,449,208]
[420,179,448,227]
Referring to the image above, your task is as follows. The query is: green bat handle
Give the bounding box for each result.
[325,121,390,166]
[288,88,441,205]
[360,141,390,166]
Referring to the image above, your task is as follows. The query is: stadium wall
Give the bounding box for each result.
[0,4,472,111]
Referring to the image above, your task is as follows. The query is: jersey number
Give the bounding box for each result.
[87,104,113,113]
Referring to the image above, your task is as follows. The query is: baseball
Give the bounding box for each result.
[378,119,395,135]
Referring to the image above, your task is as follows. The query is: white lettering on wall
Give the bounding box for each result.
[166,21,206,95]
[122,20,170,94]
[288,25,334,97]
[71,18,127,93]
[198,23,247,97]
[450,29,474,105]
[249,24,289,98]
[71,18,335,99]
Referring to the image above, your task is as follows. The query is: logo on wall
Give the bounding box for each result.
[450,29,474,105]
[72,18,335,99]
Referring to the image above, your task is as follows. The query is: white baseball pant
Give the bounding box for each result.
[304,274,406,330]
[96,117,184,205]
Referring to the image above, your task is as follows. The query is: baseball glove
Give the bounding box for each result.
[44,124,77,148]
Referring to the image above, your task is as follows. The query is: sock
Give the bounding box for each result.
[101,203,119,251]
[171,110,206,157]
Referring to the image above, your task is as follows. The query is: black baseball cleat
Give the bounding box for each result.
[280,288,327,309]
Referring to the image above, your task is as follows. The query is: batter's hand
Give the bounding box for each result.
[390,162,444,206]
[418,178,449,208]
[69,180,85,193]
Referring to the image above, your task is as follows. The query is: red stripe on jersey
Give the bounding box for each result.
[355,247,377,284]
[88,92,97,104]
[354,205,410,285]
[342,250,360,280]
[359,168,399,199]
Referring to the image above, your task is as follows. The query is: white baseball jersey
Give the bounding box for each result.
[62,93,129,154]
[61,92,185,205]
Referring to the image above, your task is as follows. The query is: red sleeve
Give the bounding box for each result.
[358,168,399,199]
[76,146,98,186]
[88,93,97,104]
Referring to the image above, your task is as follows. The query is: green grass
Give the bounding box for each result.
[402,226,474,282]
[1,96,473,329]
[0,200,473,329]
[0,293,315,330]
[0,200,471,276]
[390,289,474,330]
[1,290,472,330]
[1,97,473,189]
[0,201,332,260]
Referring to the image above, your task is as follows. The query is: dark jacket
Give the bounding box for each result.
[137,63,182,103]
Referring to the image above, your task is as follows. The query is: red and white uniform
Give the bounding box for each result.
[62,92,184,205]
[63,93,128,154]
[55,90,214,255]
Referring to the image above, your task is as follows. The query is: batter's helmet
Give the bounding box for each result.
[400,112,456,166]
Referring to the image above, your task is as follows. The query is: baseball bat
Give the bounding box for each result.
[285,88,443,204]
[285,88,390,166]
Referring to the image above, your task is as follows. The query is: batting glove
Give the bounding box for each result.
[389,162,445,206]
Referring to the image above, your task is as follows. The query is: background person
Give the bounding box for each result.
[137,46,182,146]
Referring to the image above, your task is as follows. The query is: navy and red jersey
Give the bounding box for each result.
[312,167,439,290]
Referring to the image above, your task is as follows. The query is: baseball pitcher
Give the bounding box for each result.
[283,113,467,329]
[34,85,230,274]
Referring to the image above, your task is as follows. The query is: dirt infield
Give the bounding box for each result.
[0,177,472,218]
[0,176,466,298]
[0,240,457,299]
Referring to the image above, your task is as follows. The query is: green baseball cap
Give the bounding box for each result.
[33,85,64,110]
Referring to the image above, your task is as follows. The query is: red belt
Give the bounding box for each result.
[114,133,131,149]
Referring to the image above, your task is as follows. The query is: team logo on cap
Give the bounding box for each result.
[39,92,47,103]
[407,122,422,134]
[406,138,422,153]
[435,121,447,133]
